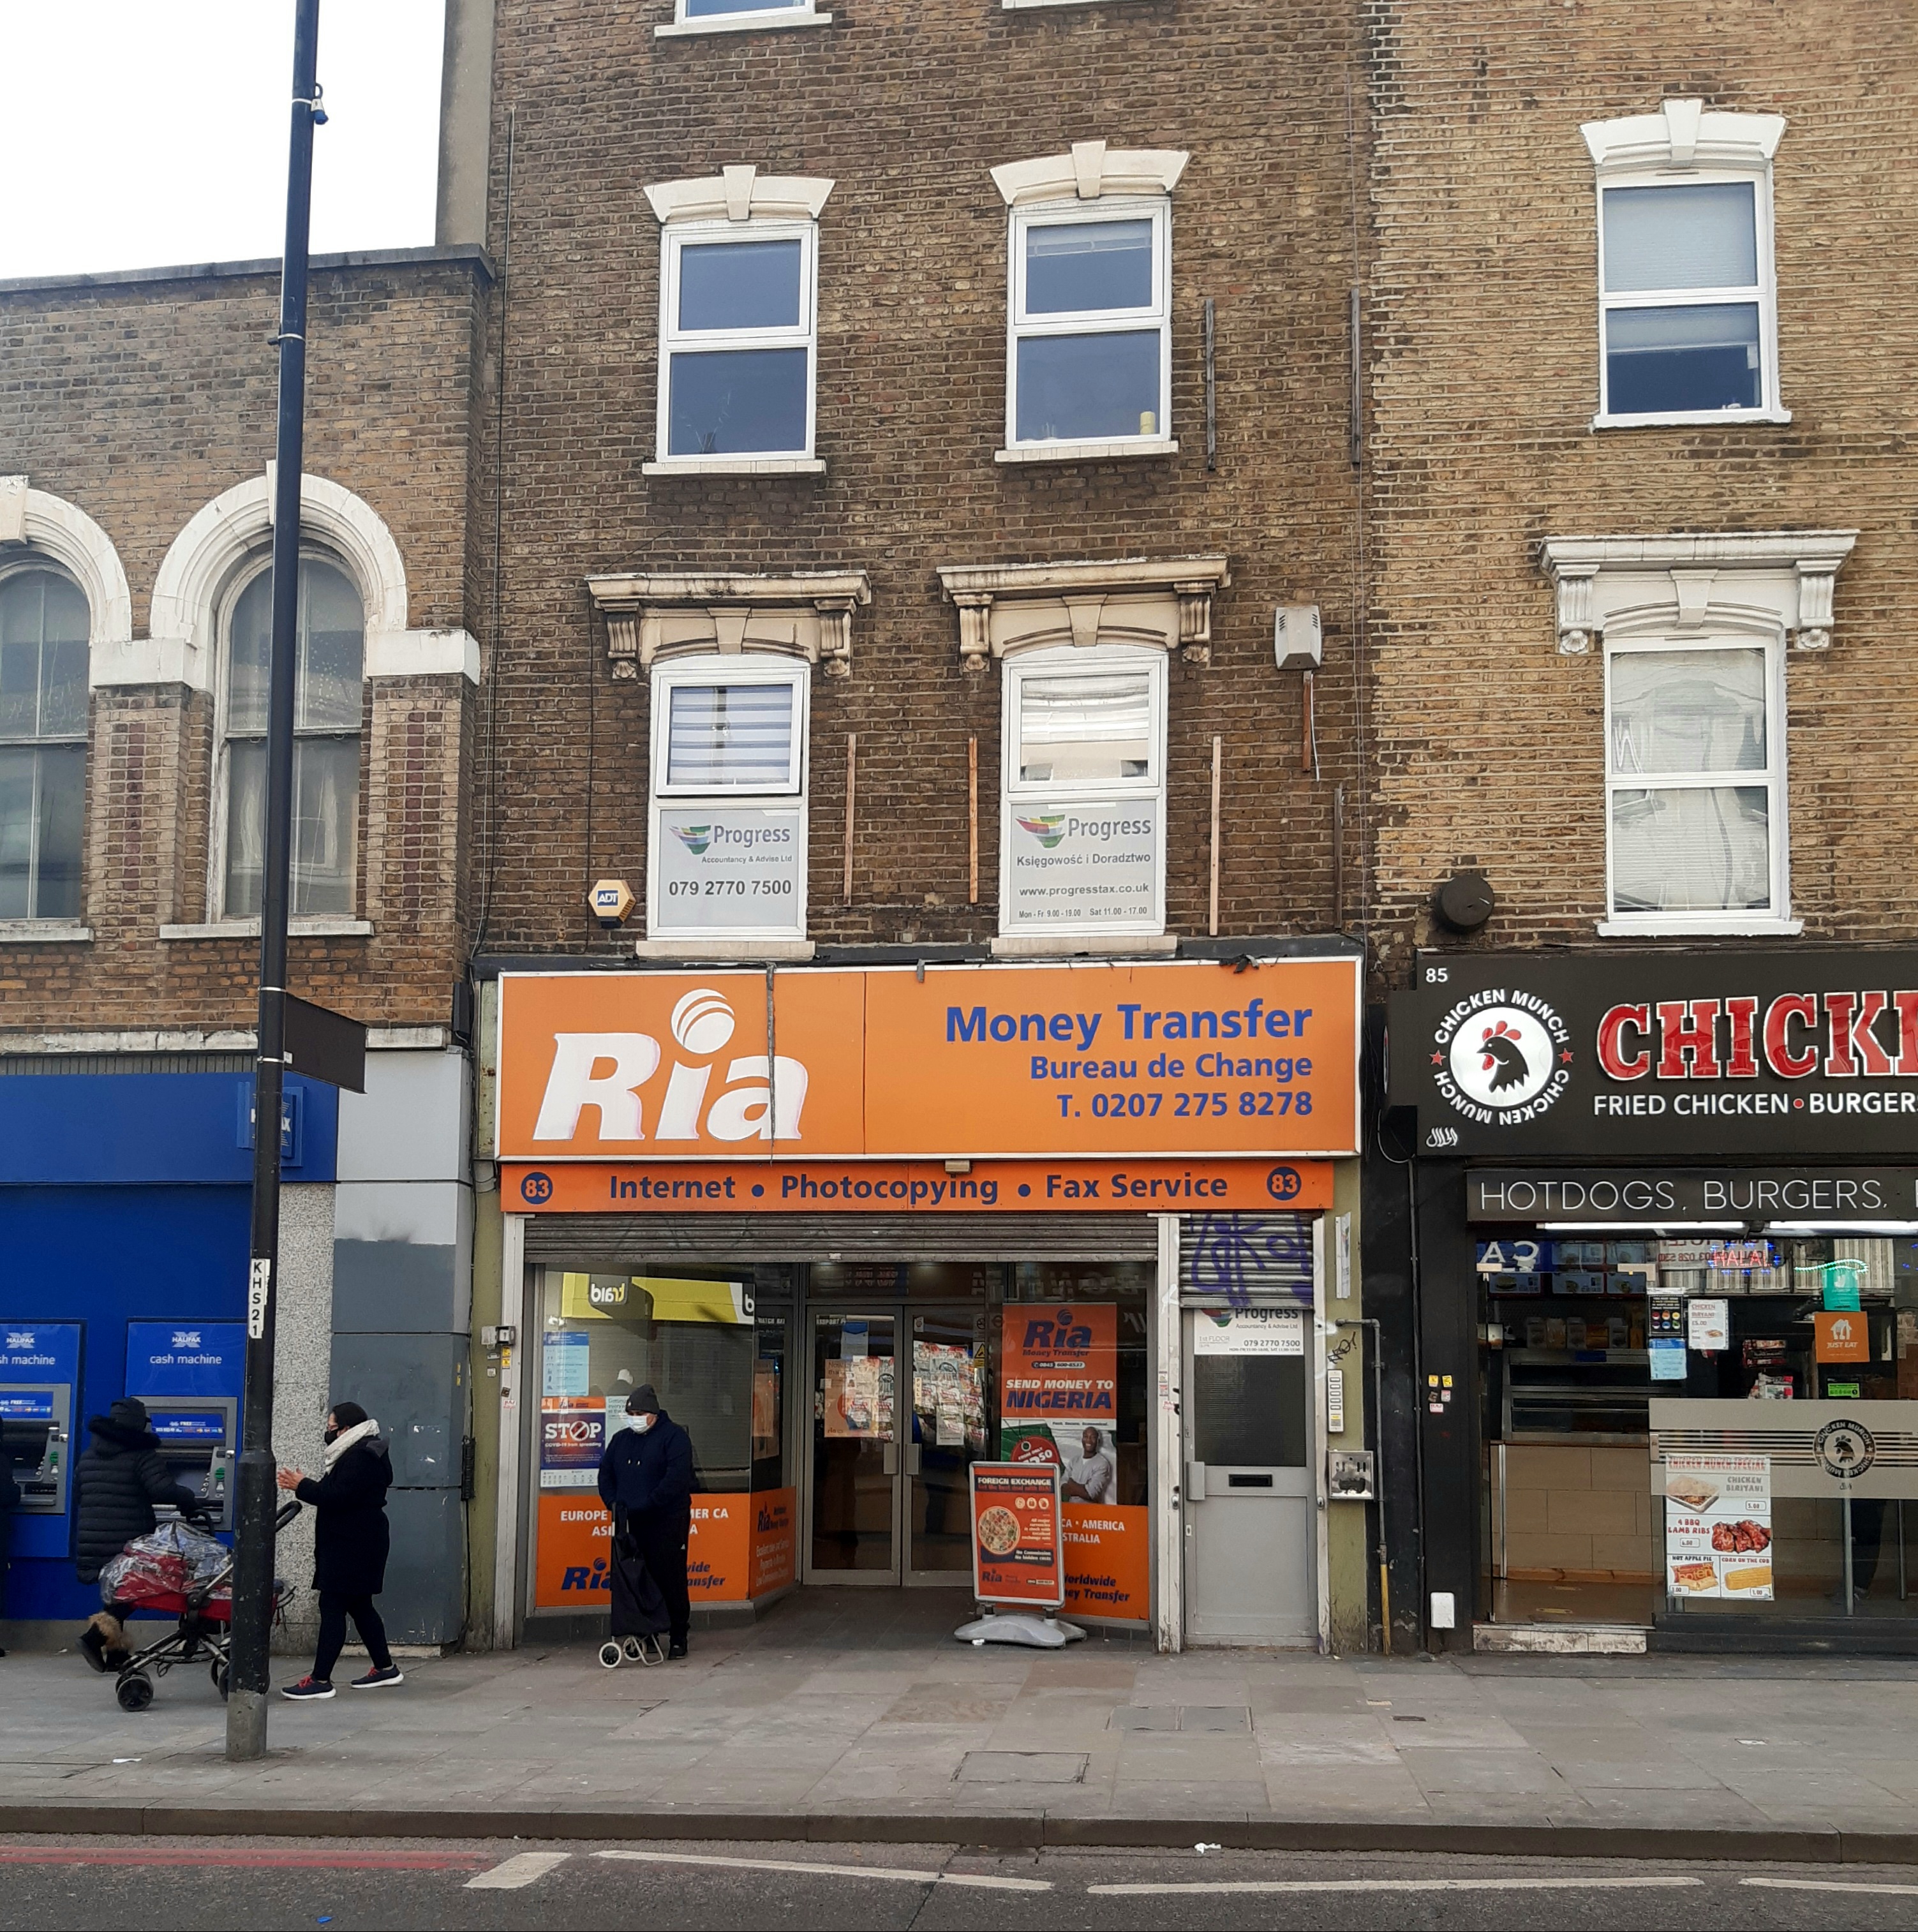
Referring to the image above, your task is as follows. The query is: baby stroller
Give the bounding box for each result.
[95,1501,301,1712]
[598,1505,670,1668]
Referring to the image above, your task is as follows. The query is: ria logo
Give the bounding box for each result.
[669,824,713,856]
[1016,814,1067,850]
[532,988,808,1145]
[170,1330,202,1350]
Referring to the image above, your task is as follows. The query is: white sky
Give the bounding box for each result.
[0,1,445,281]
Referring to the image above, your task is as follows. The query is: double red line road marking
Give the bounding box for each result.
[0,1846,489,1871]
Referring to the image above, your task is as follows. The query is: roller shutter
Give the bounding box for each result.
[521,1212,1161,1268]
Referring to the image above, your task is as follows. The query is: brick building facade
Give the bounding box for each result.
[467,0,1378,1656]
[1362,4,1918,1653]
[472,0,1368,957]
[0,246,489,1644]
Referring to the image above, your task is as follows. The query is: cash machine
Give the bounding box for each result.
[124,1323,244,1533]
[0,1321,80,1554]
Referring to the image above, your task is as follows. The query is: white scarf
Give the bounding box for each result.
[324,1416,380,1468]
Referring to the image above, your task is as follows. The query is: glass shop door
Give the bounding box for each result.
[904,1306,990,1586]
[804,1305,988,1587]
[806,1310,900,1583]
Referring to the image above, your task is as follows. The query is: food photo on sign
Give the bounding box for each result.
[1663,1454,1773,1600]
[969,1462,1066,1607]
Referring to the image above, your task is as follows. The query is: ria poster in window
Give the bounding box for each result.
[1003,797,1161,933]
[650,805,804,935]
[999,1303,1117,1471]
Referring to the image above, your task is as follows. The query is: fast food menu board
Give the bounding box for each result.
[970,1462,1065,1609]
[1663,1453,1773,1601]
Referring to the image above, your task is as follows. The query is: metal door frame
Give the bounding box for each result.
[799,1300,981,1589]
[899,1304,983,1591]
[801,1304,906,1586]
[1177,1216,1328,1650]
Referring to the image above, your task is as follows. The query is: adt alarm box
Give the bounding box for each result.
[124,1322,244,1533]
[0,1321,81,1555]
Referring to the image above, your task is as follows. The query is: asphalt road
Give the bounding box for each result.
[3,1836,1918,1931]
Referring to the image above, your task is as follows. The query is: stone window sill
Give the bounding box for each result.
[656,8,831,34]
[643,456,826,477]
[636,936,816,962]
[995,438,1178,465]
[160,918,375,940]
[0,920,92,944]
[1595,916,1803,939]
[1591,408,1792,431]
[991,933,1177,959]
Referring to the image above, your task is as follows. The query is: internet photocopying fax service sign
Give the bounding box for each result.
[1388,949,1918,1157]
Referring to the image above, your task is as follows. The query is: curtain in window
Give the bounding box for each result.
[0,569,89,919]
[223,558,362,918]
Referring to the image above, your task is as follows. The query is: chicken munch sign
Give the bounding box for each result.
[496,958,1360,1163]
[1392,949,1918,1157]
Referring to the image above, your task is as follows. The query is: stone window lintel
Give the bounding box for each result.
[1539,531,1857,655]
[935,556,1230,671]
[588,570,872,679]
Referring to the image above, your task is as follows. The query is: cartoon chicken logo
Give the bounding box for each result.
[1476,1018,1530,1094]
[1441,1001,1562,1113]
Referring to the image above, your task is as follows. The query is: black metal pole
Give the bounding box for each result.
[227,0,322,1762]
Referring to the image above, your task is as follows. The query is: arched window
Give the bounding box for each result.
[216,556,364,918]
[0,567,89,919]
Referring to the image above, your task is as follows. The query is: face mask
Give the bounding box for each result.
[323,1425,339,1445]
[634,1415,655,1433]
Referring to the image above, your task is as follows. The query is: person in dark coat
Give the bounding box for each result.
[0,1447,19,1658]
[274,1401,401,1699]
[71,1396,200,1670]
[597,1385,695,1658]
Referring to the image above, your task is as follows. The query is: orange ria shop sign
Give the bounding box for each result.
[496,958,1360,1164]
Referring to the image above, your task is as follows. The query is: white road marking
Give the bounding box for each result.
[1090,1875,1706,1896]
[465,1851,573,1890]
[1744,1877,1918,1898]
[596,1848,1050,1892]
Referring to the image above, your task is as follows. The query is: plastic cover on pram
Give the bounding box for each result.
[99,1519,230,1610]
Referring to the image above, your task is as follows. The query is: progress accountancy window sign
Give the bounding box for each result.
[495,958,1361,1164]
[1001,646,1166,937]
[1388,949,1918,1158]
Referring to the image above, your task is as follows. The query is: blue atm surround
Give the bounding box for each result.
[1,1323,83,1554]
[0,1072,336,1625]
[126,1322,246,1534]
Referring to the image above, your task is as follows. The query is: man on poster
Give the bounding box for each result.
[1060,1425,1115,1504]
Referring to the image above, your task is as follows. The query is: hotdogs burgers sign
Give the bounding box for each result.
[1389,949,1918,1157]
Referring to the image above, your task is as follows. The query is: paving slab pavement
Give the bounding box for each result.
[4,1587,1918,1857]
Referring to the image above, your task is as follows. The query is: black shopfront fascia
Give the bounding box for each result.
[1382,949,1918,1646]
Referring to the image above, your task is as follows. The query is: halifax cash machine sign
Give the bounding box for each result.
[1388,948,1918,1162]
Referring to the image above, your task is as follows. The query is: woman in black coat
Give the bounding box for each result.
[274,1401,401,1700]
[71,1397,201,1670]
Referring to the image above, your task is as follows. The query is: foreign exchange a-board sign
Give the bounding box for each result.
[970,1462,1065,1609]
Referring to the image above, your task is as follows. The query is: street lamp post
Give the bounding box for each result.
[227,0,323,1762]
